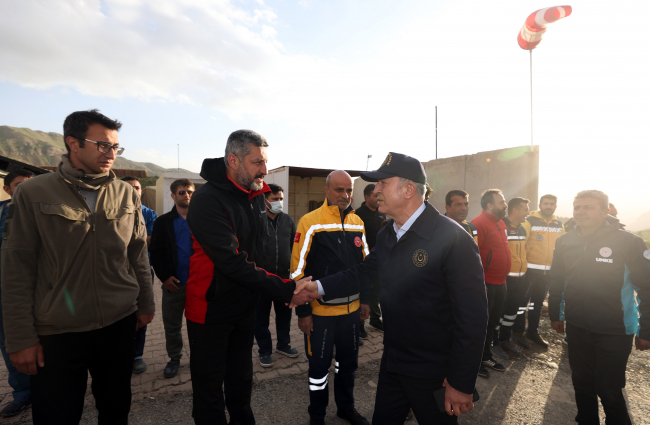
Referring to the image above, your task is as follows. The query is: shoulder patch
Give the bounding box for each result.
[644,250,650,260]
[294,232,301,243]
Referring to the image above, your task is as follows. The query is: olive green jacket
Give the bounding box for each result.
[1,161,155,353]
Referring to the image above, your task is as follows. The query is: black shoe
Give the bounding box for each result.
[501,340,522,356]
[367,320,384,332]
[526,332,549,348]
[482,358,506,372]
[491,344,509,360]
[337,408,370,425]
[478,365,490,379]
[512,331,531,349]
[310,418,325,425]
[164,359,180,378]
[359,326,369,340]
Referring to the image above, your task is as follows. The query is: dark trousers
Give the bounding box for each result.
[483,283,507,360]
[31,313,136,425]
[305,310,360,419]
[162,283,187,360]
[372,355,457,425]
[254,292,292,356]
[566,323,633,425]
[187,315,255,425]
[134,268,154,358]
[514,270,550,334]
[498,275,528,342]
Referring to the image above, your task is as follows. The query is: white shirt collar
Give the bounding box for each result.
[393,202,426,241]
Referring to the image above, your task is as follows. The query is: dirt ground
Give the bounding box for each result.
[6,318,649,424]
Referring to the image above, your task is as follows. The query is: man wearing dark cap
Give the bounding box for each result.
[296,153,488,424]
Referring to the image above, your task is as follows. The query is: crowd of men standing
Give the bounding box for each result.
[0,109,648,425]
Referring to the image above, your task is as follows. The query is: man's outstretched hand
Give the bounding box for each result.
[287,276,321,308]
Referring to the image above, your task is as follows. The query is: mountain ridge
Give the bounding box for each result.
[0,126,191,175]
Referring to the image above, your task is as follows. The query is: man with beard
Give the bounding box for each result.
[471,189,510,378]
[517,195,565,348]
[184,130,319,425]
[150,179,194,378]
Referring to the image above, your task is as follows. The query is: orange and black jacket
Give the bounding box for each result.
[460,220,478,244]
[522,211,565,274]
[291,199,370,318]
[502,217,527,277]
[185,158,296,325]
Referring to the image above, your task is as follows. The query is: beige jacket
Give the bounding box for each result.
[1,155,155,353]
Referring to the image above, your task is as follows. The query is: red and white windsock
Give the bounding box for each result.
[517,6,572,50]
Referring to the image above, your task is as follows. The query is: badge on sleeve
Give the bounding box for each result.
[294,232,301,243]
[644,250,650,260]
[412,249,428,267]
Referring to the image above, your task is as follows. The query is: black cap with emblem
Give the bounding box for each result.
[360,152,427,184]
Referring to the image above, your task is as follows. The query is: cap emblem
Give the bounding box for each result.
[381,153,392,167]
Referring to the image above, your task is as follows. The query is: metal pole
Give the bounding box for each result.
[435,105,438,159]
[177,143,180,172]
[530,49,533,147]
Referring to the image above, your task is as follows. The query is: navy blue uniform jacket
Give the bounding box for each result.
[320,202,488,394]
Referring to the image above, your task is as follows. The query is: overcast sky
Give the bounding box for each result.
[1,0,648,225]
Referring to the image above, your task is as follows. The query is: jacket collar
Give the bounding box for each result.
[321,198,355,218]
[577,215,620,237]
[502,217,520,229]
[530,210,557,223]
[480,209,500,223]
[402,202,438,241]
[169,204,179,218]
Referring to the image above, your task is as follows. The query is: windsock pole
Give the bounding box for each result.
[530,50,533,147]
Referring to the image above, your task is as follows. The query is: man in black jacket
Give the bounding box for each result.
[549,190,650,425]
[254,183,298,367]
[185,130,319,425]
[354,184,386,335]
[150,178,195,378]
[298,153,487,424]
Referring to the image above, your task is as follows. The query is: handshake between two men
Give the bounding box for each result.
[287,276,321,309]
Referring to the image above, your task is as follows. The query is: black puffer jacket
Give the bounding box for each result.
[185,158,296,325]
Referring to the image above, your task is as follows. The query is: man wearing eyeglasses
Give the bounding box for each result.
[1,109,155,424]
[150,179,195,379]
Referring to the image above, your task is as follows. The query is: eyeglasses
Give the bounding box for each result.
[177,190,194,196]
[80,138,125,156]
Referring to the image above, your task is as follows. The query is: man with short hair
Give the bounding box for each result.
[1,109,155,423]
[354,183,387,334]
[150,178,194,379]
[185,130,318,424]
[518,194,565,348]
[292,170,370,425]
[0,169,34,417]
[549,190,650,425]
[254,183,299,368]
[493,197,530,359]
[445,190,478,243]
[299,152,487,424]
[122,176,158,374]
[471,189,510,378]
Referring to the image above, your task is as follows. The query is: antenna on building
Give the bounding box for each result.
[435,105,438,159]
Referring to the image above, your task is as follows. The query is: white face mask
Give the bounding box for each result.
[267,200,283,215]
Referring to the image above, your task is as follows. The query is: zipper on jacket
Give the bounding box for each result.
[71,184,104,328]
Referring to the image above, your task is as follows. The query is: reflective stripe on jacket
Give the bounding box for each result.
[291,198,368,317]
[502,217,527,276]
[522,211,565,272]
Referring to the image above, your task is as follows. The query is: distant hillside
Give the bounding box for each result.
[627,210,650,232]
[0,126,191,175]
[632,228,650,248]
